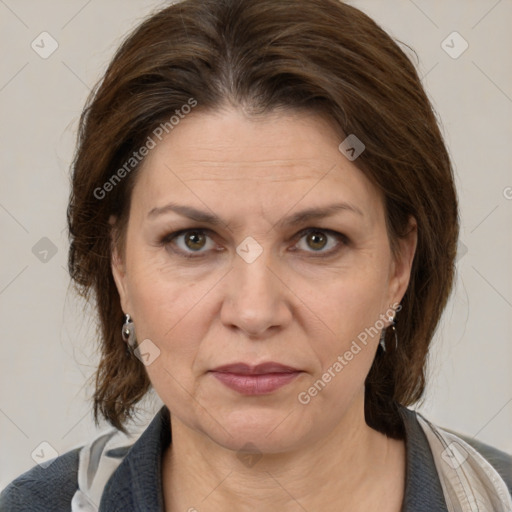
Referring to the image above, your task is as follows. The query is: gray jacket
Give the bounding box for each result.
[1,405,511,511]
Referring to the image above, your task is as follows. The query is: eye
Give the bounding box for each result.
[160,229,218,258]
[292,228,347,256]
[160,227,347,259]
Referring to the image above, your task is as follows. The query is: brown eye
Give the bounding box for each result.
[160,229,216,258]
[293,228,347,257]
[306,231,328,251]
[184,231,207,251]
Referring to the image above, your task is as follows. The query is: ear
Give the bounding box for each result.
[388,216,417,306]
[109,215,130,314]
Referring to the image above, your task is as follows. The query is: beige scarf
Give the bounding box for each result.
[416,414,512,512]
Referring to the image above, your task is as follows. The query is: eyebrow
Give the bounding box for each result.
[147,201,363,228]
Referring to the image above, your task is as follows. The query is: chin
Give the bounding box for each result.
[205,407,311,454]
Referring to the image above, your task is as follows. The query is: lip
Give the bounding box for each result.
[209,362,303,395]
[211,372,301,395]
[210,362,301,374]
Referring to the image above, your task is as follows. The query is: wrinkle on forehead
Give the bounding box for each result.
[177,160,338,183]
[130,109,384,232]
[140,109,347,179]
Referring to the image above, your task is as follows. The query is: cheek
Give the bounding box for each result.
[124,249,221,394]
[308,265,390,348]
[296,302,384,415]
[130,282,207,412]
[129,279,207,362]
[126,241,210,336]
[298,263,390,398]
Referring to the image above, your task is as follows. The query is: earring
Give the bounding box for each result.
[379,313,398,353]
[121,314,137,350]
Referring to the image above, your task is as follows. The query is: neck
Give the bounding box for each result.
[162,396,405,512]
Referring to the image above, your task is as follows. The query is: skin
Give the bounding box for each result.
[111,107,417,511]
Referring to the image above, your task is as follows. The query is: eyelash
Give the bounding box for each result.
[159,227,349,259]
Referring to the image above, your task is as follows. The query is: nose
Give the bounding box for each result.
[220,246,292,339]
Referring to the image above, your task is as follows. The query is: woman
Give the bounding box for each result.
[1,0,511,510]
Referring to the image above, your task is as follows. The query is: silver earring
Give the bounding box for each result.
[379,314,398,353]
[121,314,137,350]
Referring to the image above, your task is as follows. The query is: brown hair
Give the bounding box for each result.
[67,0,459,437]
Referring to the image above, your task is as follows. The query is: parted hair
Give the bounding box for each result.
[67,0,459,437]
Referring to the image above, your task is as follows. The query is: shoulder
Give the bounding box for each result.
[398,405,512,510]
[405,406,512,497]
[446,429,512,496]
[0,427,134,512]
[0,447,80,512]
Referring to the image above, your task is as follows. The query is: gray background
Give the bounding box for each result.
[1,0,511,490]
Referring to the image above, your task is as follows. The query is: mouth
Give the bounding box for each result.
[208,362,303,395]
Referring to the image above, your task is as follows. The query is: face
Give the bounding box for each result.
[111,107,416,453]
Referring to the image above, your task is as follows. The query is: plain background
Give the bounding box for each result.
[1,0,511,491]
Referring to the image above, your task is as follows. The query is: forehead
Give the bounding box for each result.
[130,108,383,222]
